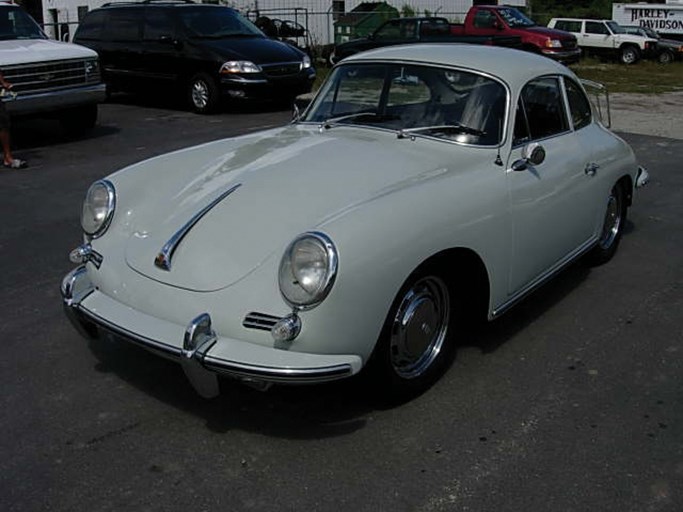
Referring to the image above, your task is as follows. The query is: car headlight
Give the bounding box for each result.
[545,39,563,48]
[278,232,338,310]
[81,180,115,238]
[301,54,312,69]
[220,61,262,74]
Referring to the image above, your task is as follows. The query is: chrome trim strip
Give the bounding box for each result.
[243,312,282,331]
[202,355,353,383]
[492,237,597,319]
[154,183,241,271]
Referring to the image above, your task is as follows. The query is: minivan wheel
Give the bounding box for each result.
[188,73,220,114]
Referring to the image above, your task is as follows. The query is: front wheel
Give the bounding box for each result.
[188,73,220,114]
[369,272,457,400]
[658,50,674,64]
[620,46,640,65]
[589,183,627,265]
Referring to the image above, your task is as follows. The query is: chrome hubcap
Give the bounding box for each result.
[598,188,622,250]
[390,276,450,379]
[191,80,209,109]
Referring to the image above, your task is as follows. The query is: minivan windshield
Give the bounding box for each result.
[0,7,46,40]
[303,63,507,146]
[180,7,264,38]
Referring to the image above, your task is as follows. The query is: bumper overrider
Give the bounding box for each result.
[61,265,361,398]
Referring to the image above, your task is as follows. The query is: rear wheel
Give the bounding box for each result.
[589,183,627,265]
[188,73,220,114]
[620,46,640,65]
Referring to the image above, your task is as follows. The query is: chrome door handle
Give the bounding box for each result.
[585,163,600,176]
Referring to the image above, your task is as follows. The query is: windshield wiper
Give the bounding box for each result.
[397,124,486,139]
[320,112,379,130]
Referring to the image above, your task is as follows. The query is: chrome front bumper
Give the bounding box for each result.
[6,83,106,116]
[61,266,361,397]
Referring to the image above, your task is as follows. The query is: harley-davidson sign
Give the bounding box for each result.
[613,3,683,35]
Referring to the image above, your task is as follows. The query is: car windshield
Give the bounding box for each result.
[606,21,625,34]
[303,63,507,146]
[0,7,46,40]
[497,8,535,28]
[180,7,264,38]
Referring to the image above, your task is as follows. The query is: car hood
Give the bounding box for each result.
[197,36,303,64]
[120,125,481,292]
[525,26,575,40]
[0,39,98,65]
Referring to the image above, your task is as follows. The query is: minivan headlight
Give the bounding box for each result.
[81,180,115,238]
[220,61,262,74]
[278,232,338,310]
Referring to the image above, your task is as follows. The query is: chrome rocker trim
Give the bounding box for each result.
[61,266,355,395]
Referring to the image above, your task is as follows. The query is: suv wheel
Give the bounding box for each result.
[60,105,98,135]
[658,50,674,64]
[620,46,640,65]
[188,73,220,114]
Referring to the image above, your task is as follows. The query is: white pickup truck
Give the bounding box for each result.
[547,18,658,64]
[0,2,105,133]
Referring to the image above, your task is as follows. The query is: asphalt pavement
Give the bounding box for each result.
[1,98,681,512]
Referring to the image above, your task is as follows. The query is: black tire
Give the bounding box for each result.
[367,268,459,401]
[619,46,640,65]
[658,50,674,65]
[188,73,220,114]
[589,183,627,265]
[60,104,98,135]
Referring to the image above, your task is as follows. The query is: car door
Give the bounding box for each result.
[140,7,182,84]
[505,76,598,295]
[100,8,144,85]
[583,21,613,52]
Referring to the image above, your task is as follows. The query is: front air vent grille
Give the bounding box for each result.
[243,312,282,331]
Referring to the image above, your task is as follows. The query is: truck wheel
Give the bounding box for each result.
[658,50,674,64]
[60,105,98,135]
[619,46,639,65]
[188,73,220,114]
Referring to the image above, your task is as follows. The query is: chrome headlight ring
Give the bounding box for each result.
[81,179,116,239]
[278,232,338,311]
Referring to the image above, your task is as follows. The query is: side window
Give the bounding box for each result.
[143,8,174,40]
[556,20,581,32]
[585,22,608,35]
[564,79,592,130]
[473,10,496,29]
[75,10,105,40]
[518,77,568,140]
[102,8,141,42]
[375,20,401,40]
[513,98,531,146]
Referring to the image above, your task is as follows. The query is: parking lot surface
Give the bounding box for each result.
[1,99,681,511]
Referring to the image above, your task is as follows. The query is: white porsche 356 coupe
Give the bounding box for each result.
[62,44,649,399]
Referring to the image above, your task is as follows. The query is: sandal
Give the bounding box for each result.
[4,159,27,169]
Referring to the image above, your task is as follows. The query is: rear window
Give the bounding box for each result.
[75,10,105,41]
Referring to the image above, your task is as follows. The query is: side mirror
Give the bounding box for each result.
[511,142,546,171]
[493,21,504,31]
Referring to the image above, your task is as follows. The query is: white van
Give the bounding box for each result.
[0,2,105,133]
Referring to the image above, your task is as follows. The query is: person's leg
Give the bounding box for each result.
[0,127,13,164]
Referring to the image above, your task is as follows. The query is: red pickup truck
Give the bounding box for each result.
[450,5,581,64]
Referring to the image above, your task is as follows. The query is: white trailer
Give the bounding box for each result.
[612,2,683,38]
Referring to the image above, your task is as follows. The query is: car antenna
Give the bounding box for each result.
[494,117,503,166]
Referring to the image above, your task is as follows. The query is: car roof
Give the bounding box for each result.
[343,44,572,87]
[98,1,230,9]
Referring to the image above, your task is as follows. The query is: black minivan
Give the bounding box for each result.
[74,1,315,113]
